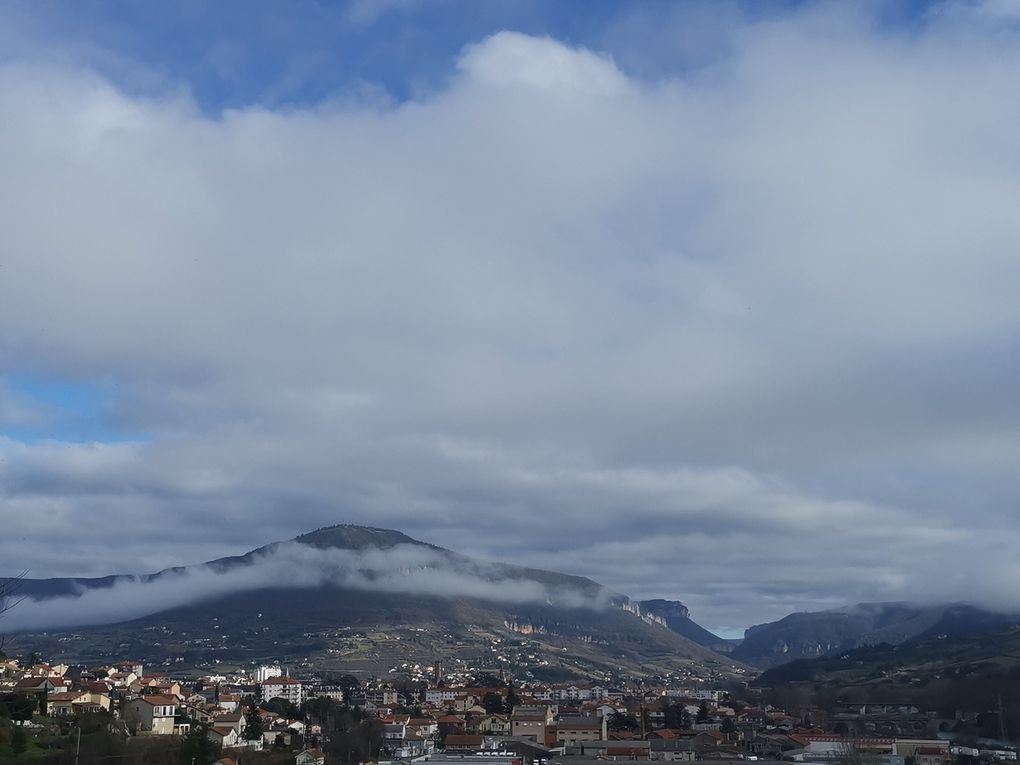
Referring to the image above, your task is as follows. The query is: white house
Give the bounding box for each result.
[123,695,178,735]
[296,749,326,765]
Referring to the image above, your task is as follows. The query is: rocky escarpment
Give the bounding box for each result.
[638,599,732,652]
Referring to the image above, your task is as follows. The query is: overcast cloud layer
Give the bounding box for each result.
[3,1,1020,633]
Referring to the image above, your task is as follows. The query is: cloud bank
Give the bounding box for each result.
[3,542,613,632]
[2,3,1020,630]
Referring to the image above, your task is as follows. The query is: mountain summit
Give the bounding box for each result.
[292,524,437,551]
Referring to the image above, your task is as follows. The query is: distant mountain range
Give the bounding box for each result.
[751,621,1020,713]
[2,525,743,681]
[6,526,1018,683]
[732,601,1020,669]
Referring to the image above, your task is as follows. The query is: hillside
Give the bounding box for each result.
[752,623,1020,722]
[2,525,746,683]
[731,602,1019,669]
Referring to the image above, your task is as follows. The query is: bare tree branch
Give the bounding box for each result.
[0,571,28,656]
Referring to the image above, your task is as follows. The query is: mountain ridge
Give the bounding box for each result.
[2,524,745,682]
[732,601,1020,669]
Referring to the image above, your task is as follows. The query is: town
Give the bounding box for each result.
[1,649,1016,765]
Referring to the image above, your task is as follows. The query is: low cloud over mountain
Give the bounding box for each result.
[3,538,617,632]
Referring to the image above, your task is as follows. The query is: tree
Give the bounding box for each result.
[608,711,639,731]
[697,700,711,723]
[0,693,36,722]
[721,717,736,734]
[263,696,302,720]
[663,702,691,730]
[472,672,505,688]
[179,721,221,765]
[482,692,505,715]
[0,575,24,619]
[303,696,338,725]
[324,715,385,764]
[10,724,27,755]
[244,705,264,741]
[336,674,361,700]
[503,684,520,713]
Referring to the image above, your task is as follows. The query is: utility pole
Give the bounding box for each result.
[74,725,81,765]
[999,693,1007,741]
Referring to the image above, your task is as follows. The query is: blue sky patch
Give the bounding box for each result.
[2,376,141,443]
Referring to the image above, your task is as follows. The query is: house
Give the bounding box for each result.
[296,749,326,765]
[692,731,724,748]
[110,672,138,688]
[218,693,241,712]
[915,747,951,765]
[208,726,241,749]
[437,713,467,737]
[137,677,182,698]
[445,733,485,753]
[554,715,607,745]
[650,738,696,761]
[384,718,408,743]
[123,695,178,735]
[47,691,111,717]
[113,661,144,677]
[47,692,91,717]
[212,712,246,734]
[14,676,61,697]
[511,705,554,741]
[398,725,438,759]
[410,717,439,735]
[310,685,345,702]
[184,703,214,723]
[426,687,460,706]
[264,729,293,748]
[476,714,510,735]
[555,684,594,702]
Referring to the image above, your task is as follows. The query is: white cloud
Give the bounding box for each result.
[3,542,614,632]
[2,6,1020,630]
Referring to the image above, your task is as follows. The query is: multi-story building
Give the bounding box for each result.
[261,676,305,705]
[554,715,606,746]
[511,705,553,742]
[255,665,283,683]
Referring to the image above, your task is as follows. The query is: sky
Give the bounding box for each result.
[2,0,1020,636]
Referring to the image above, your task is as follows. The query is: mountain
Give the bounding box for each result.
[638,599,737,653]
[751,623,1020,719]
[3,525,745,683]
[731,601,1020,669]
